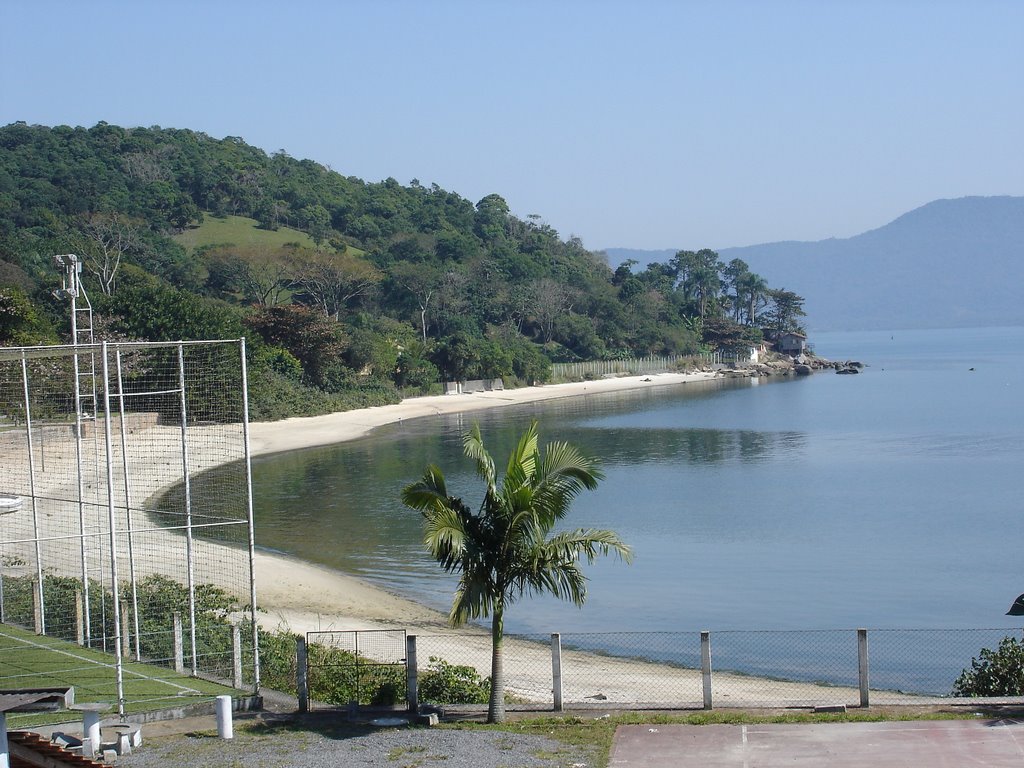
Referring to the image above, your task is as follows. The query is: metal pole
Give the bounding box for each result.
[115,350,142,661]
[68,281,93,645]
[239,338,261,693]
[101,343,126,718]
[177,344,198,676]
[20,353,45,634]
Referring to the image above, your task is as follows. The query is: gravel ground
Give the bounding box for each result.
[118,720,599,768]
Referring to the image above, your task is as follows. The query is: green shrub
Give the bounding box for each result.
[952,636,1024,696]
[418,657,490,705]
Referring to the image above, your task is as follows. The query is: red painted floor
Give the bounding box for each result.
[610,719,1024,767]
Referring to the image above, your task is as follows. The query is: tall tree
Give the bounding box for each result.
[289,246,382,320]
[401,421,631,723]
[73,212,144,296]
[764,288,807,335]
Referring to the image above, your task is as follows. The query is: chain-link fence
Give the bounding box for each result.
[374,627,1024,712]
[0,339,259,718]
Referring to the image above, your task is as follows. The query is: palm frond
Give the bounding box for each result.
[400,465,449,511]
[463,423,497,490]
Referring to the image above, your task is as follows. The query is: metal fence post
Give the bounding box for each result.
[701,631,713,710]
[858,628,870,707]
[406,635,418,713]
[551,633,563,712]
[296,635,309,713]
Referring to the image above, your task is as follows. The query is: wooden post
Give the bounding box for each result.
[75,590,84,646]
[858,628,870,708]
[551,633,563,712]
[232,624,243,690]
[701,631,713,710]
[173,613,184,674]
[406,635,418,713]
[296,636,308,713]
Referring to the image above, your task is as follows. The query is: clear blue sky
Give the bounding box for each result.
[2,0,1021,250]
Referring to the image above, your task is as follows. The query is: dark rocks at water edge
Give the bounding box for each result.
[717,356,856,379]
[835,361,864,375]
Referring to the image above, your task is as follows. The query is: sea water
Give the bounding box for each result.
[251,326,1024,691]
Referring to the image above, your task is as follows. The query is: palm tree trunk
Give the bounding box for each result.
[487,605,505,723]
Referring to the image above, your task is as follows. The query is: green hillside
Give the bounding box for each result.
[0,121,805,420]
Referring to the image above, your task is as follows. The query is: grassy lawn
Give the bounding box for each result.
[173,214,318,252]
[0,623,243,727]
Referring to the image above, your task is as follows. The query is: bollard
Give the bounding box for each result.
[216,695,233,739]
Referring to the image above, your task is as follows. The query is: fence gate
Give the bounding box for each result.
[304,629,407,710]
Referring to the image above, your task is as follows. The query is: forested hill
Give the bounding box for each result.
[0,122,804,419]
[607,196,1024,331]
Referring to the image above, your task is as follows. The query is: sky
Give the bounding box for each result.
[2,0,1021,251]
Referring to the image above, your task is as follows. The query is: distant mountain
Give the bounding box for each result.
[605,196,1024,331]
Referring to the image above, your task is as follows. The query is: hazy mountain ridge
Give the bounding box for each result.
[606,196,1024,331]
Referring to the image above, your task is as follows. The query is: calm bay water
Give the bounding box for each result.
[253,327,1024,644]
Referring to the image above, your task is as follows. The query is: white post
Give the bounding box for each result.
[177,344,198,676]
[216,695,233,739]
[701,631,713,710]
[551,633,563,712]
[239,338,261,694]
[858,628,870,707]
[101,343,126,718]
[115,350,142,661]
[20,353,45,635]
[83,710,101,757]
[406,634,418,713]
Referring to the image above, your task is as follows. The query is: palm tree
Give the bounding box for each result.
[401,420,632,723]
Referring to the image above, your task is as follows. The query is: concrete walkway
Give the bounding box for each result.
[610,720,1024,767]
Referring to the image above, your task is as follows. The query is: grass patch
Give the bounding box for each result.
[173,214,317,252]
[0,622,243,727]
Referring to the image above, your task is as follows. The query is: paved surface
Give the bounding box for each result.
[610,720,1024,767]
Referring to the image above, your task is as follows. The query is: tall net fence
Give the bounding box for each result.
[0,339,258,719]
